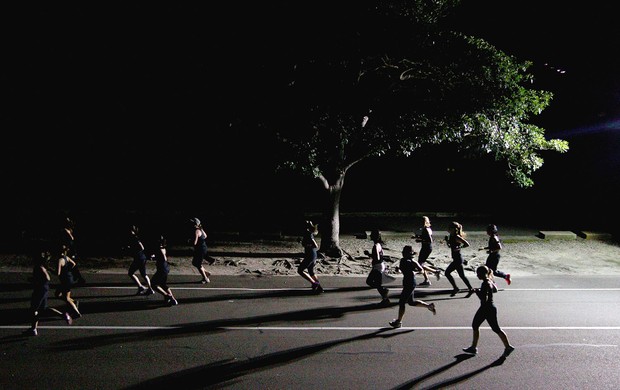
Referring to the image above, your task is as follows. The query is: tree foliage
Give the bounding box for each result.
[263,0,570,256]
[274,1,568,189]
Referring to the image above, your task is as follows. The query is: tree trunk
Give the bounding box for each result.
[318,172,345,258]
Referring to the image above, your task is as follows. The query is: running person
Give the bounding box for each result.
[389,245,436,328]
[365,229,390,305]
[445,221,474,296]
[58,216,85,285]
[413,216,441,286]
[25,245,71,335]
[150,234,178,306]
[54,216,85,297]
[190,217,211,284]
[126,225,154,295]
[462,265,515,357]
[298,220,323,293]
[483,224,511,285]
[57,244,82,320]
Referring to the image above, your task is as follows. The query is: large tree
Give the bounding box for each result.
[271,1,568,257]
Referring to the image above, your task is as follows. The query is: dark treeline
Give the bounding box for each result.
[2,2,619,250]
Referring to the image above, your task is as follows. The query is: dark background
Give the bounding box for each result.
[1,1,619,249]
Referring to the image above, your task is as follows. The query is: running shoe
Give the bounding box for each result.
[389,320,402,328]
[506,274,512,285]
[64,312,73,325]
[462,346,478,354]
[419,280,431,286]
[503,345,515,357]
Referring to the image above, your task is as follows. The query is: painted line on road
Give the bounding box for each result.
[86,287,620,291]
[220,326,620,331]
[4,325,620,331]
[502,288,620,291]
[89,287,317,291]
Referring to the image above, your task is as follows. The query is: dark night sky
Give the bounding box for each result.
[1,2,619,233]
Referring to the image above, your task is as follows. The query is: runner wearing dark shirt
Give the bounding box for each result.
[483,224,511,285]
[126,225,154,295]
[150,235,178,306]
[388,245,436,328]
[445,221,474,296]
[462,265,515,357]
[298,220,323,293]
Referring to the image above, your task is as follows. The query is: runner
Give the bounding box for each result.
[444,221,474,296]
[462,265,515,357]
[482,224,511,285]
[389,245,436,328]
[413,216,441,286]
[298,220,323,293]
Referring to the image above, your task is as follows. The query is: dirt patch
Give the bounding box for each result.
[4,231,620,278]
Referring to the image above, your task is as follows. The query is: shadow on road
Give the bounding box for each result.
[49,302,405,352]
[1,284,472,327]
[123,328,411,389]
[392,354,506,390]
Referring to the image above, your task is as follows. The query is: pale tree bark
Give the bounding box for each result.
[316,171,345,258]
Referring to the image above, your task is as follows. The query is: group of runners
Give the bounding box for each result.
[296,215,515,358]
[26,214,516,357]
[26,216,212,336]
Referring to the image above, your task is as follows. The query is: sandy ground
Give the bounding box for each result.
[3,231,620,279]
[201,233,620,277]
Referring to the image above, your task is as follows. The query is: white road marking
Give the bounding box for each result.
[4,325,620,331]
[86,287,620,291]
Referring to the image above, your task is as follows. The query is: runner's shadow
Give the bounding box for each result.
[70,298,176,316]
[0,297,31,304]
[0,333,35,345]
[0,306,72,326]
[0,283,31,293]
[325,286,379,293]
[48,302,388,351]
[392,355,505,390]
[167,280,210,285]
[65,294,142,300]
[169,286,388,305]
[123,328,412,389]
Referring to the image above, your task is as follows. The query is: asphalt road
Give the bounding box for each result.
[1,273,620,389]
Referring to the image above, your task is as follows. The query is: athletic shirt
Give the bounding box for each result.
[371,243,384,265]
[59,255,74,285]
[420,227,433,243]
[128,235,144,255]
[301,231,316,255]
[477,279,497,306]
[399,257,417,288]
[488,235,501,252]
[154,248,170,274]
[448,234,462,252]
[32,263,49,290]
[194,229,207,249]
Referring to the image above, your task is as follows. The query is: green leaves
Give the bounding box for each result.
[275,0,568,188]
